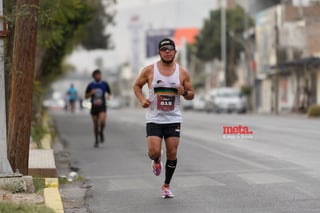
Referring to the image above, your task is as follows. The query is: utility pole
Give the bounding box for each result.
[274,10,280,115]
[128,15,142,108]
[221,0,227,87]
[8,0,39,175]
[0,0,14,175]
[129,15,141,74]
[180,37,188,69]
[244,1,254,112]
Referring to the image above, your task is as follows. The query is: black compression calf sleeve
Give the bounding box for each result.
[165,159,177,185]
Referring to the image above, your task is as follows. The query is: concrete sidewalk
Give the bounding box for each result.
[29,149,57,177]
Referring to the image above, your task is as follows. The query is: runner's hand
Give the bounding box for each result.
[141,98,151,108]
[177,85,185,96]
[90,89,96,96]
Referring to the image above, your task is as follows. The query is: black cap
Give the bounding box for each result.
[92,69,101,78]
[158,38,176,50]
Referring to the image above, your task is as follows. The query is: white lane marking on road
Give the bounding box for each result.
[237,173,293,185]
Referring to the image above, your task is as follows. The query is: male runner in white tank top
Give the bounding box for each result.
[133,38,195,198]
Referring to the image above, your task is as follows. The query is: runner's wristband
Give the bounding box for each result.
[183,90,188,96]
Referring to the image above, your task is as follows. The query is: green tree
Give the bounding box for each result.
[195,5,254,86]
[4,0,117,121]
[5,0,117,86]
[35,0,92,81]
[4,0,117,174]
[80,0,116,50]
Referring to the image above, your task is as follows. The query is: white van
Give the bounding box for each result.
[204,87,247,113]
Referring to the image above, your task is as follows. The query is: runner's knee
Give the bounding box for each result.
[148,150,161,160]
[166,149,177,160]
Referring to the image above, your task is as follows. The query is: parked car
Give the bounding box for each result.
[181,99,193,111]
[108,97,124,109]
[43,98,65,110]
[204,87,247,113]
[193,95,206,111]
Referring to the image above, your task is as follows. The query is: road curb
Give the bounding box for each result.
[44,178,64,213]
[40,112,64,212]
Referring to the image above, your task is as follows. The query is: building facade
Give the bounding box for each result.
[254,3,320,113]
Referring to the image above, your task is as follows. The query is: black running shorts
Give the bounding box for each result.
[91,105,107,116]
[146,123,181,139]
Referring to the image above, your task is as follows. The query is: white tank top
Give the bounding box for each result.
[146,63,182,124]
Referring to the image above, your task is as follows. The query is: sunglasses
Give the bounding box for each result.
[160,45,175,51]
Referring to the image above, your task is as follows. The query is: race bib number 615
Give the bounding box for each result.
[157,95,175,111]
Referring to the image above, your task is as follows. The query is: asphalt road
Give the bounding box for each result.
[52,108,320,213]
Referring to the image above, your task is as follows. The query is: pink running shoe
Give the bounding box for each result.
[152,160,162,176]
[162,186,175,198]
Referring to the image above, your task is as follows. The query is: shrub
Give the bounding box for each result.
[33,177,45,193]
[241,85,252,96]
[307,104,320,117]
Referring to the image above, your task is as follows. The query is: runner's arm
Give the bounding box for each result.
[133,67,151,108]
[181,69,194,100]
[85,84,94,99]
[104,81,112,100]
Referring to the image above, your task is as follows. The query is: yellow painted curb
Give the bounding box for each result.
[45,178,59,188]
[44,178,64,213]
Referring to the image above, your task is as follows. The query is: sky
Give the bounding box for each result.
[66,0,216,73]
